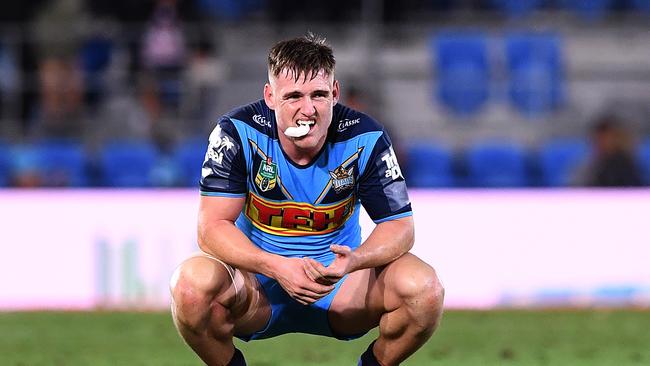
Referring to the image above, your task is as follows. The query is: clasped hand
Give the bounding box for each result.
[274,244,357,305]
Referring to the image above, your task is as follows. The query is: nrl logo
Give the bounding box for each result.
[329,166,354,193]
[255,157,278,192]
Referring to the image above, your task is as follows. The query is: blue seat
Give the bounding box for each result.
[637,139,650,185]
[505,32,564,118]
[490,0,545,18]
[100,141,158,187]
[197,0,263,20]
[466,142,528,187]
[174,138,208,187]
[35,140,88,186]
[538,139,589,187]
[405,143,454,188]
[433,31,490,116]
[559,0,614,20]
[7,145,41,187]
[80,37,113,74]
[80,36,113,105]
[0,143,9,186]
[630,0,650,13]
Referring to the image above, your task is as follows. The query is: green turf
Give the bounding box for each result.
[1,309,648,365]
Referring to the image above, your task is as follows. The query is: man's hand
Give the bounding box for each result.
[271,257,335,305]
[302,244,359,286]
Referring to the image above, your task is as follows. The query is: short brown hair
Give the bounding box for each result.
[268,33,335,82]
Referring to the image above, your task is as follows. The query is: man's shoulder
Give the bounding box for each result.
[222,99,275,136]
[331,104,385,143]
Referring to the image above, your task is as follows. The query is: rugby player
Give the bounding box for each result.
[170,33,444,366]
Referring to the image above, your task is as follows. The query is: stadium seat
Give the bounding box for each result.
[433,31,490,116]
[405,143,454,188]
[490,0,545,18]
[637,139,650,185]
[630,0,650,13]
[35,140,88,186]
[466,141,528,187]
[174,138,208,187]
[538,139,589,187]
[100,141,158,187]
[80,36,113,106]
[0,143,9,186]
[505,32,565,118]
[80,37,112,75]
[196,0,263,20]
[559,0,614,20]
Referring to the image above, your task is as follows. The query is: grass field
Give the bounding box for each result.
[1,309,649,365]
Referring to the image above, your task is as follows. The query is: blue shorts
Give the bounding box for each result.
[236,273,367,341]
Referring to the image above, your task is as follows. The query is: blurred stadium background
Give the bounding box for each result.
[1,0,649,365]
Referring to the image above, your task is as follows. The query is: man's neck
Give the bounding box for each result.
[278,135,326,166]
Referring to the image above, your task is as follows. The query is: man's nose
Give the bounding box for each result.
[299,96,316,116]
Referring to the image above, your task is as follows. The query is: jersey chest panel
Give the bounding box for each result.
[243,135,364,236]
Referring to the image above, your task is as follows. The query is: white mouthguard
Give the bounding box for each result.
[284,123,310,138]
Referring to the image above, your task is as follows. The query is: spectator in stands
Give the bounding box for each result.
[181,35,227,137]
[30,0,87,140]
[91,73,179,151]
[139,0,193,112]
[576,114,643,187]
[0,0,43,137]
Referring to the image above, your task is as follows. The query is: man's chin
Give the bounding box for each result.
[292,136,319,149]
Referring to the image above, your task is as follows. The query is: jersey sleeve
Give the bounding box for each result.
[358,131,412,222]
[199,118,248,196]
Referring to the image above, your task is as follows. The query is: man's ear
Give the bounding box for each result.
[263,83,275,110]
[332,79,340,106]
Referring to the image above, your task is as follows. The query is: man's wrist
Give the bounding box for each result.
[257,252,284,279]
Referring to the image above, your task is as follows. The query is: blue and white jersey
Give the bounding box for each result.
[200,100,411,265]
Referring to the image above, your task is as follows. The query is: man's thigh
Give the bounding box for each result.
[327,253,433,336]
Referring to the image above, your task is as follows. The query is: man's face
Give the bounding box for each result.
[264,69,339,154]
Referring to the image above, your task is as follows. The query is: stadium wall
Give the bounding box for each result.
[1,189,649,310]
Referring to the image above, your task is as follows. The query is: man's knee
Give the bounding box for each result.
[401,269,443,310]
[170,256,234,330]
[390,256,445,324]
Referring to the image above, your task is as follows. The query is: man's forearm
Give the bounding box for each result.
[352,216,414,271]
[198,219,280,278]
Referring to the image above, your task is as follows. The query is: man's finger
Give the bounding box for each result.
[294,296,309,305]
[303,258,339,285]
[302,258,317,282]
[293,289,320,305]
[304,280,336,295]
[302,258,325,280]
[294,287,330,304]
[330,244,351,255]
[305,258,328,274]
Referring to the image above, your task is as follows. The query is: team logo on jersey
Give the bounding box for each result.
[314,147,364,204]
[329,166,354,193]
[255,157,278,192]
[245,192,355,236]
